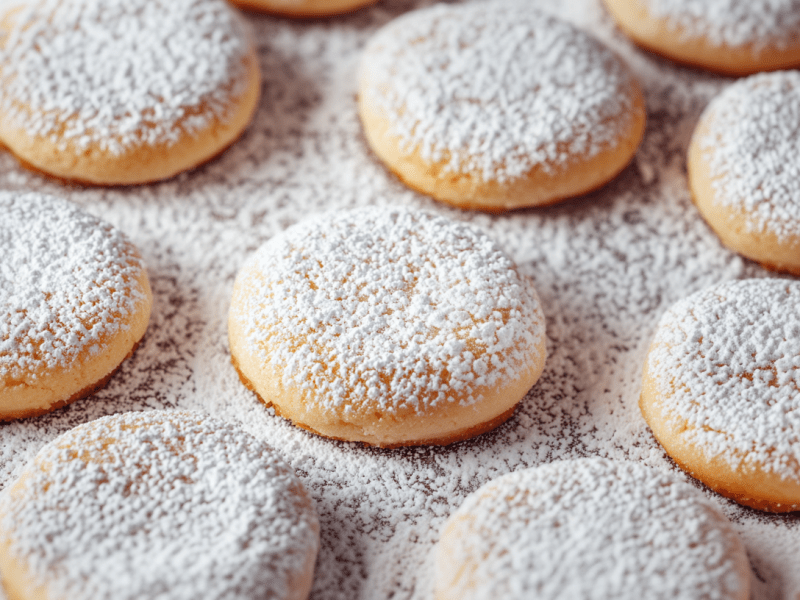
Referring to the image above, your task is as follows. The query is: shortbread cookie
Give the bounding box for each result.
[228,206,547,447]
[0,0,260,185]
[436,458,750,600]
[0,192,152,420]
[0,411,320,600]
[603,0,800,75]
[689,71,800,274]
[358,3,645,211]
[642,278,800,511]
[229,0,376,18]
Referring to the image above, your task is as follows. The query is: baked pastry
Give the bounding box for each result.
[0,410,320,600]
[357,3,645,211]
[641,278,800,512]
[603,0,800,75]
[228,206,547,447]
[0,192,152,420]
[228,0,376,18]
[0,0,260,185]
[436,458,750,600]
[689,71,800,274]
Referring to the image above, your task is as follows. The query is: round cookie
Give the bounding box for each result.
[0,192,152,420]
[228,206,547,447]
[228,0,376,18]
[0,410,320,600]
[435,458,750,600]
[641,278,800,512]
[0,0,260,185]
[357,3,646,211]
[603,0,800,75]
[689,71,800,274]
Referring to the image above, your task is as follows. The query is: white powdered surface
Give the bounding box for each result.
[646,279,800,482]
[359,1,641,182]
[0,192,147,380]
[0,0,250,154]
[700,71,800,241]
[231,206,544,412]
[640,0,800,51]
[0,0,798,598]
[437,458,748,600]
[0,410,320,600]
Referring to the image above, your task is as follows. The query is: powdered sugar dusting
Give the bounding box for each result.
[640,0,800,51]
[0,0,798,598]
[359,2,641,183]
[231,206,545,412]
[438,458,747,599]
[646,279,800,481]
[0,410,320,600]
[0,192,148,381]
[0,0,251,154]
[700,71,800,241]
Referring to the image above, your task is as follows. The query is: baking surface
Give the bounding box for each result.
[0,0,797,598]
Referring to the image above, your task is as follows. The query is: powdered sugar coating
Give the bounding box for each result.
[437,458,748,600]
[0,0,251,154]
[230,206,545,413]
[359,2,641,183]
[0,192,148,381]
[0,0,799,597]
[640,0,800,51]
[646,279,800,482]
[699,71,800,241]
[0,410,320,600]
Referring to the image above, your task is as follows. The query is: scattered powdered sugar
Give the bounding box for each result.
[700,71,800,240]
[0,192,148,380]
[438,458,747,600]
[640,0,800,51]
[359,2,641,183]
[231,206,545,412]
[0,0,798,598]
[0,410,320,600]
[646,279,800,481]
[0,0,251,154]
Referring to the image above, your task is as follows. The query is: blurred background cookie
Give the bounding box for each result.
[0,0,260,184]
[436,458,750,600]
[689,71,800,274]
[229,0,377,18]
[358,2,645,211]
[0,411,320,600]
[603,0,800,75]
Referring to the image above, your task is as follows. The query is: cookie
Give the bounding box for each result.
[436,458,750,600]
[228,0,376,18]
[603,0,800,75]
[642,278,800,511]
[358,3,645,211]
[689,71,800,274]
[0,411,320,600]
[228,206,547,447]
[0,0,260,184]
[0,192,152,420]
